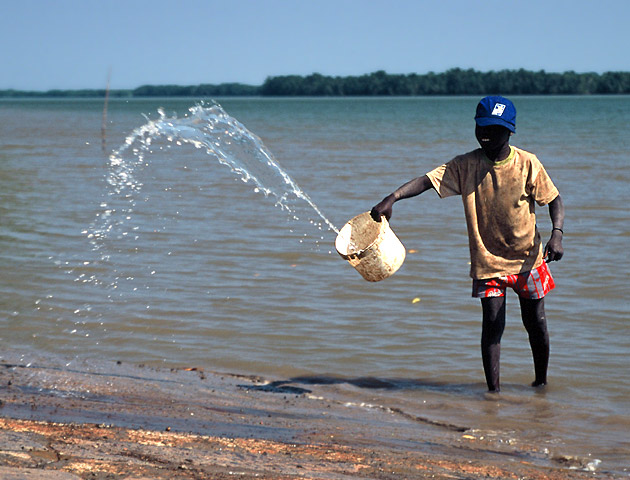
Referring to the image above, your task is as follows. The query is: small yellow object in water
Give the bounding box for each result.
[412,297,421,304]
[408,249,418,253]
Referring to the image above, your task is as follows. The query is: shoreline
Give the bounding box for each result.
[1,358,621,479]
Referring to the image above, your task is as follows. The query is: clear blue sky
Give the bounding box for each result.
[3,0,629,90]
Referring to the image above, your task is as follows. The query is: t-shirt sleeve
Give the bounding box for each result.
[426,160,462,198]
[529,157,559,206]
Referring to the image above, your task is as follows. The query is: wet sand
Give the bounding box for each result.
[0,358,620,479]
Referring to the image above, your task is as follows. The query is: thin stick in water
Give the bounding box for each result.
[101,68,111,155]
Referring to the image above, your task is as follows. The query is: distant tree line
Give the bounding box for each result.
[132,82,260,97]
[259,69,630,96]
[2,69,630,97]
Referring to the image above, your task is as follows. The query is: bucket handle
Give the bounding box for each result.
[339,249,369,261]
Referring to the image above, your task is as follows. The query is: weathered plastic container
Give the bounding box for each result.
[335,212,406,282]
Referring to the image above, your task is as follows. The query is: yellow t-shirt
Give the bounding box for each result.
[426,147,559,280]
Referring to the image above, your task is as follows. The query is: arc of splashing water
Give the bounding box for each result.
[111,103,338,233]
[89,102,339,259]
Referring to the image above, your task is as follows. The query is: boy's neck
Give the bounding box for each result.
[486,143,512,163]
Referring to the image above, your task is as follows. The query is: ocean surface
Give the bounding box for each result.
[1,96,629,474]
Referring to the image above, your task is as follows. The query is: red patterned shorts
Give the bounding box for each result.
[472,261,555,299]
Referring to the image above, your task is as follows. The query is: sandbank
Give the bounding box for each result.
[0,357,619,479]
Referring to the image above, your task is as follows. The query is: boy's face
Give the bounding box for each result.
[475,124,512,161]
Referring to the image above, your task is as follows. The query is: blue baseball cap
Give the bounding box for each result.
[474,96,516,132]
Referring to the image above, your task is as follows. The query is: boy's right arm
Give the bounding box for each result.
[370,175,433,221]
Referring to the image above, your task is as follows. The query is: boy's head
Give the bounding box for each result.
[474,96,516,133]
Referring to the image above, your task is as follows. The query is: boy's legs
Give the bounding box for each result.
[475,263,553,391]
[519,297,549,387]
[481,296,506,392]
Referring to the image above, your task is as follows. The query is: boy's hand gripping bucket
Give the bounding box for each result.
[335,212,406,282]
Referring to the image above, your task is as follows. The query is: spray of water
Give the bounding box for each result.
[87,101,339,273]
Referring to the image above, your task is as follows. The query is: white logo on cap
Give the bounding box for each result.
[492,103,506,116]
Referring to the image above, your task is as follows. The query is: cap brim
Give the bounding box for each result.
[475,116,516,132]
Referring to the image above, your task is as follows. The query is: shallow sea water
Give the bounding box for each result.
[0,96,629,474]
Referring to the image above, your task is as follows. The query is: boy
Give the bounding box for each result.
[370,96,565,392]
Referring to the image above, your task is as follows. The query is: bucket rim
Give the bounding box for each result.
[335,212,389,260]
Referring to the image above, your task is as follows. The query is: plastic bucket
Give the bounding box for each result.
[335,212,406,282]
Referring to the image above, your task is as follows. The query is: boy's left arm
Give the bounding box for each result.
[544,194,564,262]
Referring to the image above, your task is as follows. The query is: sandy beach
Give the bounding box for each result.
[0,357,621,480]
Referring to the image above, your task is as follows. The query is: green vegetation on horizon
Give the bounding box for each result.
[2,69,630,98]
